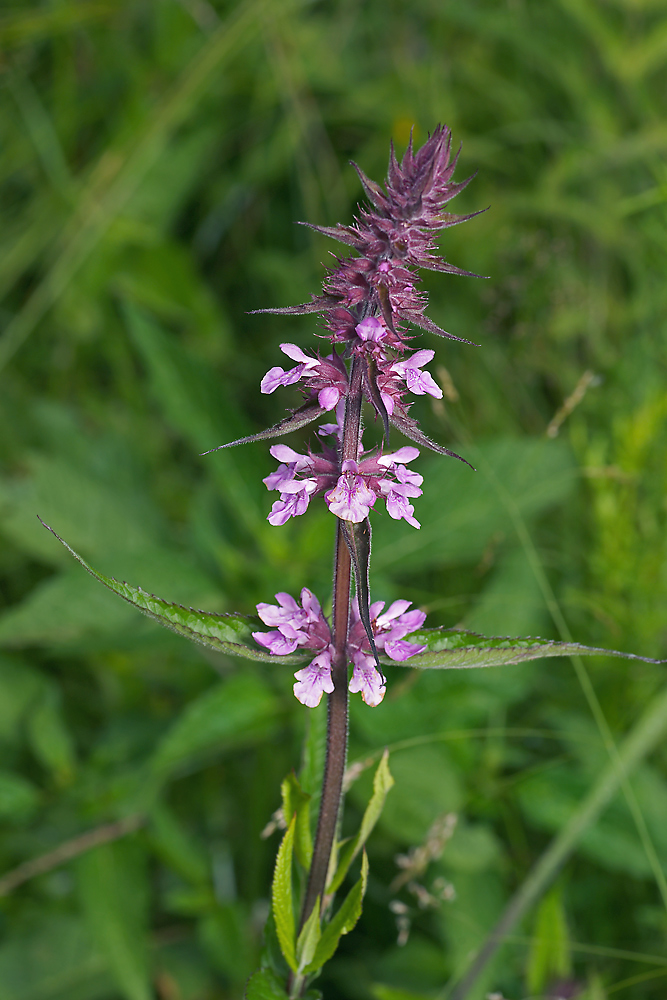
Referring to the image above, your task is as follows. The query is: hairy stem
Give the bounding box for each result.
[298,356,363,932]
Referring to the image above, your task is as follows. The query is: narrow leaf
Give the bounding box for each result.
[40,520,308,665]
[390,627,663,671]
[245,968,290,1000]
[201,403,326,455]
[296,896,322,973]
[249,298,329,316]
[272,816,297,973]
[296,220,362,248]
[305,851,369,974]
[329,750,394,893]
[281,773,313,869]
[402,309,479,346]
[340,518,381,672]
[389,410,474,467]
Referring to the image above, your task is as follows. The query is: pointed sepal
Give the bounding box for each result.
[362,357,390,441]
[351,161,389,213]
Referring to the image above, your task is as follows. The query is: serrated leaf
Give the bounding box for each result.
[296,895,321,973]
[244,968,290,1000]
[272,816,297,973]
[40,520,308,664]
[328,750,394,893]
[281,773,313,869]
[304,851,369,974]
[389,626,662,670]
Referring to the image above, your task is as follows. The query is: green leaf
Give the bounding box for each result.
[304,851,369,974]
[245,969,290,1000]
[0,915,111,1000]
[40,521,308,664]
[281,773,313,870]
[393,626,662,671]
[0,770,40,822]
[272,816,297,973]
[76,840,151,1000]
[296,896,321,973]
[526,886,572,995]
[151,673,278,777]
[329,750,394,893]
[148,801,209,885]
[26,685,76,783]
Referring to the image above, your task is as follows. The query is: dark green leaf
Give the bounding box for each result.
[392,626,662,671]
[40,520,308,664]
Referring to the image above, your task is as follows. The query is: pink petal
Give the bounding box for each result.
[384,638,427,661]
[377,447,420,467]
[293,651,334,708]
[349,652,386,707]
[318,385,341,410]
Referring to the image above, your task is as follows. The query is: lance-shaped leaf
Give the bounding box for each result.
[244,969,290,1000]
[402,309,479,346]
[303,851,369,974]
[296,897,322,974]
[328,750,394,894]
[390,409,474,467]
[272,816,297,973]
[39,520,309,665]
[340,518,381,674]
[296,220,363,249]
[248,296,333,317]
[201,403,326,455]
[281,773,313,870]
[387,626,663,671]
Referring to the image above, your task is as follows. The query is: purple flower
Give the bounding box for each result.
[255,589,427,708]
[390,350,442,399]
[293,650,335,708]
[355,316,388,344]
[267,478,319,526]
[260,345,347,412]
[325,459,377,522]
[349,650,386,707]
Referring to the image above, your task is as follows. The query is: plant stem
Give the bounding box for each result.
[298,356,363,932]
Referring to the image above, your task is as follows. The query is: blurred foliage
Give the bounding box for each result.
[0,0,666,998]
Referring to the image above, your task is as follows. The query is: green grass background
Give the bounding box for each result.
[0,1,666,998]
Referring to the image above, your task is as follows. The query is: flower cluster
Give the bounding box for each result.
[254,124,479,434]
[253,589,427,707]
[264,441,423,528]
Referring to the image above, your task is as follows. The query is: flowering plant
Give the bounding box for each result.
[42,127,652,999]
